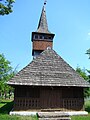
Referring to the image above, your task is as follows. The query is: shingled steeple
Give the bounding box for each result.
[31,2,55,57]
[37,4,50,33]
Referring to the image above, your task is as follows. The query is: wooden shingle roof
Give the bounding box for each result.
[8,49,90,87]
[37,5,50,34]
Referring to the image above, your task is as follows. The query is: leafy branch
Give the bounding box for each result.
[0,0,15,15]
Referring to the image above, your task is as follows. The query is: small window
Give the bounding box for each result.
[44,35,52,40]
[34,35,38,39]
[44,35,48,39]
[49,36,52,40]
[39,35,43,39]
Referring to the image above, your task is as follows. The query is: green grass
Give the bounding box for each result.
[71,114,90,120]
[0,114,38,120]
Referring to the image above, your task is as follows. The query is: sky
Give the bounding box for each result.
[0,0,90,72]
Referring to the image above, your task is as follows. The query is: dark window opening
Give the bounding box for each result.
[44,35,48,39]
[39,35,43,39]
[44,35,52,40]
[34,35,38,39]
[48,36,52,40]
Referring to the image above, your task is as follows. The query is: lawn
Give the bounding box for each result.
[71,114,90,120]
[0,114,38,120]
[0,99,90,120]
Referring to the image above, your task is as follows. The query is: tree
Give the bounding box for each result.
[0,54,15,99]
[86,48,90,59]
[86,48,90,82]
[76,67,90,98]
[0,0,15,15]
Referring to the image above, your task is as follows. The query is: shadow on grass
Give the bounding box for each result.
[0,100,14,114]
[85,100,90,113]
[85,107,90,113]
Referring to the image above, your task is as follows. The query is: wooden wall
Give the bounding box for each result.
[33,40,53,51]
[14,86,84,111]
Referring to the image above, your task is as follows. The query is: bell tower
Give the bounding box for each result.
[31,1,55,57]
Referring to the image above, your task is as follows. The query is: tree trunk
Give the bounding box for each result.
[4,91,7,99]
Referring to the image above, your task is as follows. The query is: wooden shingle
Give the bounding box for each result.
[8,48,90,87]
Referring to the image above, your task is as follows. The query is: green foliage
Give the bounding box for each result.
[0,54,15,99]
[87,70,90,83]
[0,0,15,15]
[76,67,90,98]
[86,49,90,59]
[85,100,90,113]
[76,67,89,80]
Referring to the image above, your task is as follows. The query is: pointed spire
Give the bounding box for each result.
[37,1,50,33]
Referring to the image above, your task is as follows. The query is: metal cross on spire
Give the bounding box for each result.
[44,0,47,5]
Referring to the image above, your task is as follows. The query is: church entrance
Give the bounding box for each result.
[40,87,62,109]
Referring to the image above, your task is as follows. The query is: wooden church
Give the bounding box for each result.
[8,3,90,113]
